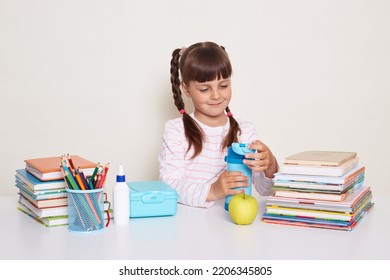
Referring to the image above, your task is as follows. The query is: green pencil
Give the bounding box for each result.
[89,163,100,189]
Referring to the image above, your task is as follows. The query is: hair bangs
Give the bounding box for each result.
[182,47,232,83]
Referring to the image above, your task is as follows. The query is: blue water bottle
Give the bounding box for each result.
[224,143,255,211]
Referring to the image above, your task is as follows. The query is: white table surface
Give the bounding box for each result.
[1,194,389,260]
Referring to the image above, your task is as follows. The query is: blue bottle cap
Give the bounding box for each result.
[116,164,126,182]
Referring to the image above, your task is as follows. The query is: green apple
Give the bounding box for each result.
[228,194,258,225]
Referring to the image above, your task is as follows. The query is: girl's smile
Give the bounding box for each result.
[182,78,232,127]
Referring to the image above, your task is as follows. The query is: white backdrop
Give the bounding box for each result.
[1,0,389,197]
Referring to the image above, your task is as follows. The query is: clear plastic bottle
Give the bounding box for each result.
[113,163,130,225]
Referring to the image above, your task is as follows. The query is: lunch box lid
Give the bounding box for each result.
[127,181,178,203]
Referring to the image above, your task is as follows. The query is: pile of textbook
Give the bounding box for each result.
[15,155,110,227]
[262,151,374,231]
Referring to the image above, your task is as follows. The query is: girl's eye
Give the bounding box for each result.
[220,84,228,88]
[199,88,209,92]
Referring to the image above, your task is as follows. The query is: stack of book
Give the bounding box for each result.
[262,151,374,231]
[15,155,111,227]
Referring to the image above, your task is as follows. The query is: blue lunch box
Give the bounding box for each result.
[127,181,178,218]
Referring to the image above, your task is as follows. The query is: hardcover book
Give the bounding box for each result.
[273,166,365,185]
[272,171,365,193]
[19,196,68,217]
[15,169,66,191]
[15,181,67,200]
[272,180,364,202]
[18,197,111,219]
[17,202,112,227]
[19,190,68,208]
[267,186,371,213]
[284,151,357,166]
[265,194,371,222]
[24,155,97,181]
[279,157,359,177]
[262,200,374,231]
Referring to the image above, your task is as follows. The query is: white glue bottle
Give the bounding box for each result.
[113,163,130,225]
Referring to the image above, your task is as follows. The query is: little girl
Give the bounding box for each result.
[159,41,278,208]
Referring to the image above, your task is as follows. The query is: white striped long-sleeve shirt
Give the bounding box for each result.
[158,114,274,208]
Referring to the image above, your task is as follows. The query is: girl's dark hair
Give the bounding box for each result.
[170,42,241,158]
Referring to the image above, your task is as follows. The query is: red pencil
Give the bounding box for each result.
[97,163,109,189]
[67,154,75,170]
[94,174,102,190]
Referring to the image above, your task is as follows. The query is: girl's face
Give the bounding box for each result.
[182,78,231,127]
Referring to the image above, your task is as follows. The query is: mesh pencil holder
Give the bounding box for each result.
[66,188,105,233]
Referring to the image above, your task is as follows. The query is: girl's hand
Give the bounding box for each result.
[244,140,278,178]
[207,171,249,202]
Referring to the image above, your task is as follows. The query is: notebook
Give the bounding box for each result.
[284,151,357,167]
[16,169,66,191]
[25,155,97,181]
[280,157,359,177]
[273,165,365,185]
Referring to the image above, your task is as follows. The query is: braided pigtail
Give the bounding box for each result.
[170,49,185,111]
[170,48,204,159]
[222,106,241,150]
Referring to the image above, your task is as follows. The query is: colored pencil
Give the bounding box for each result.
[67,154,75,170]
[89,163,100,188]
[98,163,109,189]
[78,169,90,190]
[75,173,87,190]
